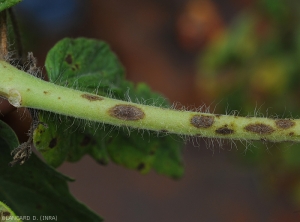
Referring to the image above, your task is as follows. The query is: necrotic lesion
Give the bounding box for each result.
[109,104,145,120]
[190,115,214,128]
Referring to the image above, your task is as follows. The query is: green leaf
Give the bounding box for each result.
[33,117,110,167]
[45,37,125,96]
[0,120,103,221]
[34,37,184,178]
[0,118,18,151]
[0,0,21,11]
[106,130,183,178]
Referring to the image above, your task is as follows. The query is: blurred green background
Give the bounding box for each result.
[198,0,300,208]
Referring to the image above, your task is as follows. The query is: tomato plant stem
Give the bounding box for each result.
[0,61,299,143]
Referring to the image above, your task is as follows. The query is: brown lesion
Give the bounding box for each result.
[80,135,96,146]
[2,211,10,216]
[65,54,80,71]
[81,94,103,101]
[65,54,73,64]
[275,119,295,129]
[71,63,80,71]
[109,104,145,121]
[137,163,145,171]
[43,91,49,94]
[49,138,57,148]
[191,115,214,128]
[215,125,234,135]
[244,123,274,134]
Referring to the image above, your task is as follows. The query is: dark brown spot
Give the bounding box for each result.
[215,114,221,118]
[137,163,145,171]
[109,104,145,121]
[65,54,72,64]
[2,211,10,216]
[71,64,80,71]
[81,94,103,101]
[289,132,295,136]
[49,138,57,148]
[58,97,61,99]
[39,129,45,134]
[36,141,41,145]
[43,91,49,94]
[27,88,30,92]
[244,123,274,134]
[80,135,92,146]
[215,126,234,135]
[191,115,214,128]
[275,119,295,129]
